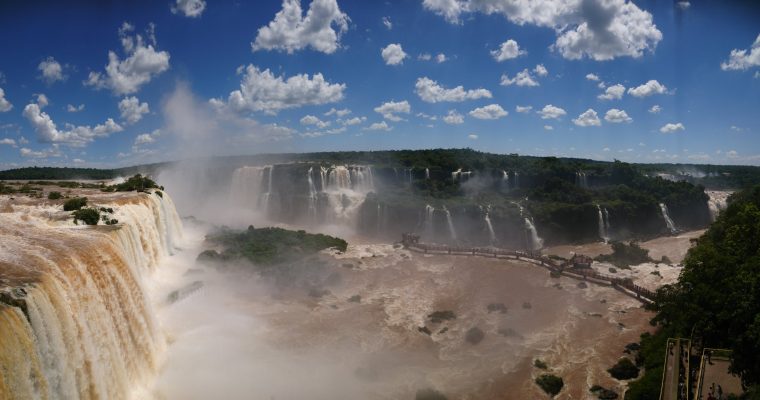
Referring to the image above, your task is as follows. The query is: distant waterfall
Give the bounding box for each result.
[524,217,544,251]
[514,172,520,189]
[597,204,610,242]
[425,168,430,179]
[442,206,458,241]
[501,170,509,191]
[659,203,677,233]
[262,166,274,213]
[451,168,472,182]
[230,165,268,208]
[307,167,318,220]
[706,191,730,221]
[424,204,435,238]
[405,168,413,184]
[483,205,496,244]
[576,171,588,188]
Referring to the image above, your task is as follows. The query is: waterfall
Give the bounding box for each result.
[452,168,462,181]
[483,205,496,244]
[0,192,183,399]
[514,172,520,189]
[323,165,374,225]
[319,166,328,191]
[597,204,609,243]
[524,217,544,250]
[262,166,274,214]
[230,165,268,208]
[576,172,588,188]
[423,204,435,238]
[405,168,413,184]
[307,167,318,221]
[425,168,430,179]
[501,170,509,191]
[706,190,730,221]
[442,206,458,241]
[659,202,677,233]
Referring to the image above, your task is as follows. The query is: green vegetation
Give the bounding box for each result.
[624,330,670,400]
[198,226,347,268]
[535,374,564,397]
[72,208,100,225]
[0,167,116,180]
[63,197,88,211]
[534,359,548,370]
[102,174,159,192]
[595,241,653,268]
[47,191,63,200]
[607,358,639,380]
[428,310,456,323]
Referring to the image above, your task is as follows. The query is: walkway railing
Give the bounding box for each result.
[401,234,654,303]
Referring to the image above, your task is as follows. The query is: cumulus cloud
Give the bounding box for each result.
[598,83,625,100]
[515,105,532,113]
[604,108,632,123]
[500,68,539,87]
[38,57,66,84]
[171,0,206,17]
[443,110,464,124]
[423,0,662,61]
[381,43,408,65]
[418,53,432,61]
[721,34,760,71]
[573,108,601,126]
[364,121,392,131]
[300,114,331,128]
[214,65,345,114]
[648,104,661,113]
[586,73,600,81]
[35,94,49,108]
[382,16,392,29]
[533,64,548,76]
[22,102,123,146]
[324,107,351,117]
[134,129,160,145]
[676,1,690,10]
[436,53,448,63]
[727,150,738,159]
[544,125,554,130]
[20,146,62,159]
[341,116,365,126]
[0,88,13,112]
[660,122,685,133]
[627,79,668,97]
[374,100,410,121]
[490,39,525,61]
[119,96,150,125]
[469,104,508,119]
[252,0,349,54]
[467,133,478,140]
[67,104,85,112]
[85,22,170,95]
[415,77,491,102]
[538,104,566,119]
[0,138,16,146]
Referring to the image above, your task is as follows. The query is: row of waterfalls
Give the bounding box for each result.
[0,192,183,399]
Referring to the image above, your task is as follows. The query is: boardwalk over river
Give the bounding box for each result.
[401,234,655,304]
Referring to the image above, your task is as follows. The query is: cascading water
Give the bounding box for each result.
[307,167,318,221]
[483,205,496,244]
[597,204,609,243]
[576,172,588,188]
[442,206,458,241]
[423,204,435,239]
[501,170,510,191]
[514,172,520,189]
[425,168,430,179]
[659,202,677,233]
[706,190,730,221]
[230,166,267,208]
[0,191,183,400]
[524,217,544,251]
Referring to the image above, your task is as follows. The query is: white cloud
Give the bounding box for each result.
[374,100,411,121]
[543,125,553,130]
[382,16,392,30]
[300,114,331,128]
[660,122,685,133]
[0,138,16,146]
[38,57,65,84]
[515,105,532,113]
[85,22,170,95]
[36,94,49,108]
[648,104,661,114]
[676,1,690,10]
[252,0,349,54]
[415,77,491,102]
[22,102,123,147]
[436,53,448,63]
[423,0,662,61]
[500,68,539,87]
[134,129,160,145]
[171,0,206,17]
[443,110,464,124]
[469,104,508,120]
[538,104,566,120]
[324,107,351,117]
[598,83,625,100]
[533,64,548,76]
[627,80,668,97]
[721,34,760,71]
[727,150,739,159]
[0,88,13,112]
[418,53,432,61]
[573,108,601,126]
[341,116,365,126]
[381,43,408,65]
[72,158,85,163]
[20,146,62,159]
[301,126,347,137]
[215,65,345,114]
[467,133,478,140]
[118,96,150,124]
[730,125,743,132]
[604,108,632,123]
[364,121,392,131]
[586,73,600,81]
[67,104,85,112]
[490,39,525,61]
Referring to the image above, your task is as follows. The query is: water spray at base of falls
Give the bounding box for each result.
[483,205,496,244]
[442,206,458,241]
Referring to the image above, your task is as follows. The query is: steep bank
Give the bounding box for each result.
[0,189,181,399]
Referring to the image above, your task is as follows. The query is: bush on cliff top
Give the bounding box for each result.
[63,197,87,211]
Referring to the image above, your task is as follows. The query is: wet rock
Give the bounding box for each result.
[465,327,485,345]
[341,263,354,269]
[522,301,532,309]
[428,310,456,323]
[486,303,508,314]
[590,385,619,399]
[588,312,603,318]
[348,295,361,303]
[577,282,588,289]
[418,326,432,335]
[438,327,448,335]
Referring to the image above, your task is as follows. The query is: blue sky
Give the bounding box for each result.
[0,0,758,169]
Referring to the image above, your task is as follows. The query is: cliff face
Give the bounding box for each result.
[0,190,182,400]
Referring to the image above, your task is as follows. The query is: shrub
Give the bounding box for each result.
[535,374,564,397]
[63,197,88,211]
[47,191,63,200]
[428,310,456,323]
[607,358,639,380]
[72,208,100,225]
[154,190,163,198]
[534,359,548,370]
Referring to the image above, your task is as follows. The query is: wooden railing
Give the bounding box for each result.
[401,235,655,303]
